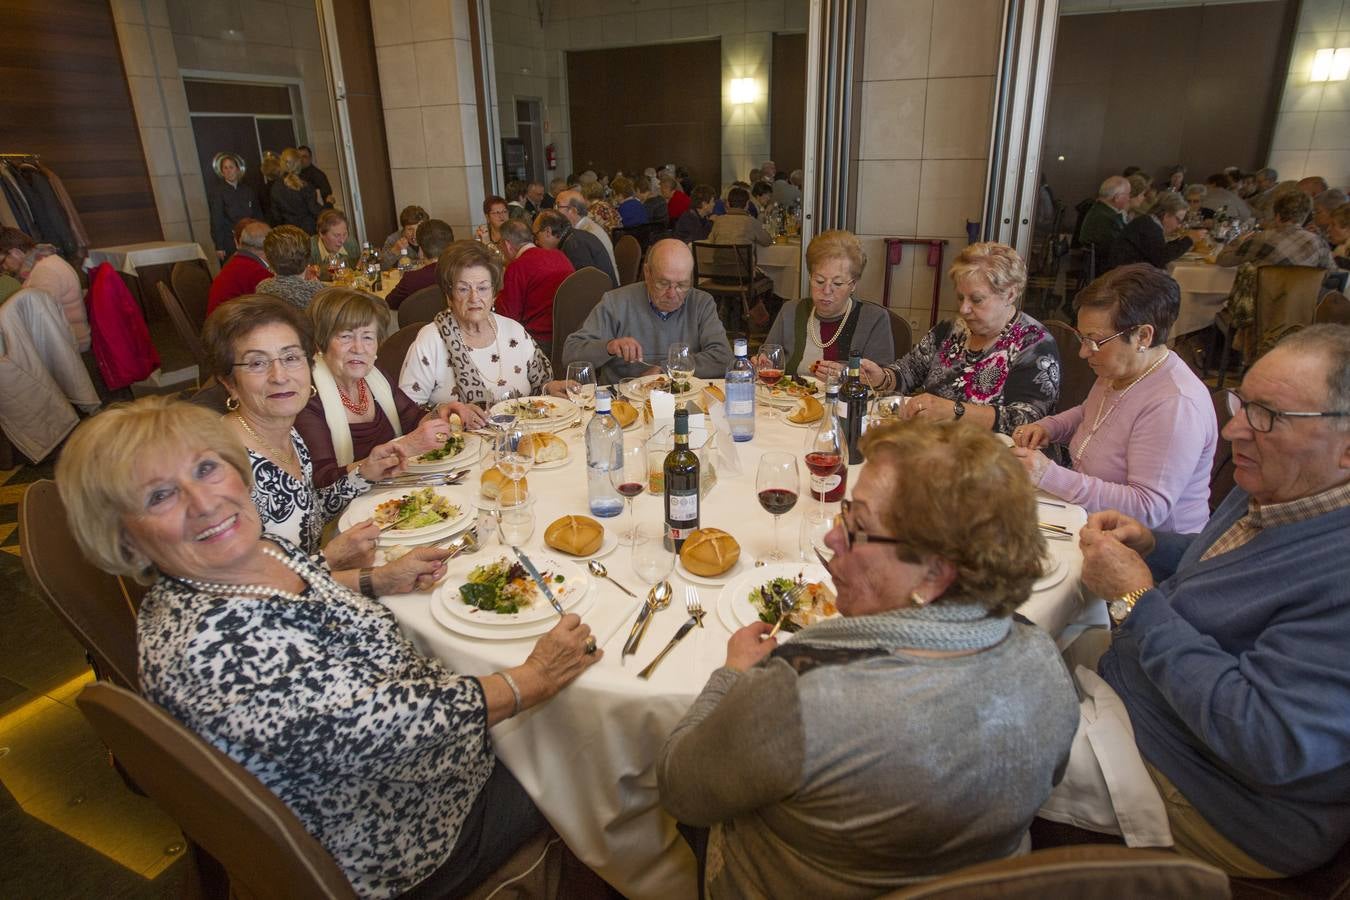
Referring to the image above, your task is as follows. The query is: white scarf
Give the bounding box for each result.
[312,354,403,466]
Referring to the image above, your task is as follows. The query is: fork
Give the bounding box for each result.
[637,587,705,679]
[767,583,808,639]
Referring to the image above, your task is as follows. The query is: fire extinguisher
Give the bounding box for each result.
[545,144,557,171]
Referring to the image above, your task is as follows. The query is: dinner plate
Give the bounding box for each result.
[757,375,821,408]
[717,561,835,634]
[488,396,579,430]
[1033,554,1069,592]
[676,550,751,586]
[526,453,571,471]
[338,485,472,541]
[620,373,707,402]
[438,551,591,626]
[406,434,484,472]
[782,408,825,428]
[429,583,598,641]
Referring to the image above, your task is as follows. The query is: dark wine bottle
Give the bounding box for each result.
[663,408,700,551]
[838,353,869,465]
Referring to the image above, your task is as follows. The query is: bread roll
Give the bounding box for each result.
[545,515,605,556]
[788,394,824,424]
[481,466,529,502]
[518,431,567,463]
[611,398,638,428]
[703,384,725,404]
[679,528,740,577]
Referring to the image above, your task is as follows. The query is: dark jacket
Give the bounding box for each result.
[269,178,323,234]
[1106,215,1192,271]
[208,180,261,255]
[560,228,618,286]
[1078,200,1125,253]
[301,164,334,206]
[674,209,712,244]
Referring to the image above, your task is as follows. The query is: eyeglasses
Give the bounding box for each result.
[651,279,691,295]
[453,283,494,298]
[837,499,905,551]
[233,350,307,375]
[1070,326,1130,353]
[1222,389,1349,433]
[810,276,855,293]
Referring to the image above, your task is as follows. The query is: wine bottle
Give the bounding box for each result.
[838,353,869,465]
[663,408,700,551]
[808,381,847,502]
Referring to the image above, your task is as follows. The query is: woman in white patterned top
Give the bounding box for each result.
[55,397,601,898]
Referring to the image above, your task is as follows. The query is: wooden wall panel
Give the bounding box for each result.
[771,32,807,175]
[567,40,722,185]
[0,0,161,246]
[332,0,396,242]
[1042,1,1294,211]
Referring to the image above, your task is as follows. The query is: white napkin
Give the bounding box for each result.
[650,390,675,431]
[707,399,744,475]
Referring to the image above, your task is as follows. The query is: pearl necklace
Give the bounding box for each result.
[808,296,854,350]
[1073,350,1170,465]
[234,414,296,465]
[178,546,339,604]
[337,378,370,415]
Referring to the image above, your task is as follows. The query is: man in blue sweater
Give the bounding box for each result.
[1045,325,1350,878]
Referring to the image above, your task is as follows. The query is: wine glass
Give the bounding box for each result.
[609,441,647,546]
[494,422,532,499]
[803,412,843,522]
[756,451,799,561]
[666,342,694,393]
[631,521,675,591]
[757,343,786,419]
[800,513,835,564]
[565,362,596,412]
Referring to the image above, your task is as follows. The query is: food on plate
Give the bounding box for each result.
[506,398,555,420]
[373,488,459,530]
[611,398,638,428]
[518,431,568,463]
[458,556,569,614]
[481,467,530,503]
[768,375,819,398]
[416,433,466,462]
[749,575,838,632]
[679,528,741,577]
[544,515,605,556]
[788,394,824,424]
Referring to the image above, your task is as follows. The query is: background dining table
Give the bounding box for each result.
[1167,256,1236,341]
[380,390,1097,898]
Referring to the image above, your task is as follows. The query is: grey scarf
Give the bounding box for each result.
[795,602,1011,652]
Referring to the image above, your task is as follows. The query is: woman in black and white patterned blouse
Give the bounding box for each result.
[55,397,601,898]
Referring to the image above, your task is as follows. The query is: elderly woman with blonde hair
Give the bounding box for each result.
[55,395,600,898]
[860,242,1060,434]
[764,229,897,378]
[658,419,1079,899]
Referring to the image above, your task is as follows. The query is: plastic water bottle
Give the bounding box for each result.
[586,389,624,517]
[725,336,756,441]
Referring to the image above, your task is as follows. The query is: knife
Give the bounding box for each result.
[623,601,654,657]
[637,609,705,679]
[511,546,566,617]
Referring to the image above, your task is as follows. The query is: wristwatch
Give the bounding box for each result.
[1108,587,1149,627]
[952,400,966,419]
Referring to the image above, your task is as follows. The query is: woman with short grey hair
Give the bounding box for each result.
[1106,190,1194,271]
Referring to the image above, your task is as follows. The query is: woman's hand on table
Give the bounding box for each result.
[356,439,408,482]
[1012,422,1051,450]
[903,393,955,421]
[303,264,320,282]
[1010,446,1051,483]
[522,614,602,699]
[1078,528,1154,600]
[437,401,488,431]
[405,415,454,454]
[372,545,454,595]
[324,520,379,570]
[726,622,777,672]
[1084,510,1156,557]
[544,380,571,398]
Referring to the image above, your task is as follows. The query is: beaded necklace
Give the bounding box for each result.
[1073,350,1170,465]
[178,545,338,604]
[337,377,370,415]
[807,296,853,350]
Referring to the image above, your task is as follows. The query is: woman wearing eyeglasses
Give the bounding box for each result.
[764,230,897,378]
[1011,264,1217,531]
[399,241,570,409]
[658,420,1079,899]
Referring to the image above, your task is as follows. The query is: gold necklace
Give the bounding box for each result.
[234,414,295,464]
[1073,350,1170,465]
[808,296,853,349]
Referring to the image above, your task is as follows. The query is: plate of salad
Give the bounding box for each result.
[719,562,837,633]
[440,553,590,626]
[339,485,469,541]
[406,433,481,472]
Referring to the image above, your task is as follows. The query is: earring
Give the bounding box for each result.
[1137,345,1146,353]
[310,385,318,397]
[910,591,928,606]
[225,395,239,411]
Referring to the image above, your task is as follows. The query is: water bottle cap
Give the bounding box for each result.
[733,337,748,356]
[595,388,612,412]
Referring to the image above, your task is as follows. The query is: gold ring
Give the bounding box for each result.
[584,636,597,654]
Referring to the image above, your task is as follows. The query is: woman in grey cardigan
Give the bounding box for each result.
[763,229,896,377]
[657,420,1080,899]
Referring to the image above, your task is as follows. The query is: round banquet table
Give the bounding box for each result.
[380,394,1094,899]
[1167,258,1237,340]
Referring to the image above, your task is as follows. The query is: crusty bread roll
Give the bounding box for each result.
[788,394,824,424]
[518,431,567,463]
[679,528,740,577]
[481,466,529,503]
[545,515,605,556]
[703,384,725,404]
[611,398,638,428]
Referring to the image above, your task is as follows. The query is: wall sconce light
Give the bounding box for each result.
[1311,48,1350,82]
[729,77,759,104]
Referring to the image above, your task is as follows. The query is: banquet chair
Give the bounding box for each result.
[886,305,913,358]
[1209,389,1236,512]
[156,282,211,379]
[614,234,641,286]
[551,266,612,374]
[1045,320,1094,413]
[170,260,212,333]
[1316,290,1350,325]
[398,285,445,327]
[1216,264,1323,388]
[20,479,141,691]
[375,323,424,385]
[691,241,775,333]
[189,376,231,414]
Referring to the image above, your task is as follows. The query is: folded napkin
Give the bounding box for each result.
[707,399,744,476]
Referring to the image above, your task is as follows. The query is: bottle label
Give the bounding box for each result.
[729,400,753,415]
[810,473,841,493]
[836,400,848,420]
[667,492,698,521]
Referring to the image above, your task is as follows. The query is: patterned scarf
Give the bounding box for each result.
[433,309,491,406]
[937,314,1043,404]
[792,601,1011,652]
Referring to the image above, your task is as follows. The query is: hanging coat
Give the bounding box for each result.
[88,262,160,390]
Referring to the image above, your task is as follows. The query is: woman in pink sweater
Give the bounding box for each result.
[0,227,88,350]
[1011,264,1217,532]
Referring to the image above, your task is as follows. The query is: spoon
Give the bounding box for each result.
[623,580,672,658]
[588,559,637,597]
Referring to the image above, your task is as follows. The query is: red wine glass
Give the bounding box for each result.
[609,442,646,546]
[756,343,785,420]
[756,451,799,561]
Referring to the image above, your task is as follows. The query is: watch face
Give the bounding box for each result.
[1109,599,1129,622]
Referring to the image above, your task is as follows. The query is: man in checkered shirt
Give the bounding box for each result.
[1215,190,1334,270]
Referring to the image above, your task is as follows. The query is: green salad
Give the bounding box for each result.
[419,434,466,462]
[748,574,837,633]
[459,557,566,614]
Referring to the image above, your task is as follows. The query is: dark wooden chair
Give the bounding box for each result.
[1044,319,1095,413]
[614,234,641,286]
[376,323,425,386]
[550,266,612,375]
[1316,290,1350,325]
[156,282,211,378]
[397,285,444,327]
[170,260,212,333]
[691,241,775,333]
[884,304,913,359]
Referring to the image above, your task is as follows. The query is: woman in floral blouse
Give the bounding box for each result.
[860,242,1060,434]
[55,396,600,899]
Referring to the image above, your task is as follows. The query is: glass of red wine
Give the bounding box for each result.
[756,343,786,420]
[756,451,799,561]
[803,409,843,523]
[610,441,647,546]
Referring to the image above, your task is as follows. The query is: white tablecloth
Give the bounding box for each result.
[1167,259,1236,339]
[82,241,208,277]
[382,405,1092,898]
[758,241,802,300]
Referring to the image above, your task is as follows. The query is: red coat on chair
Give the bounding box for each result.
[88,262,160,390]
